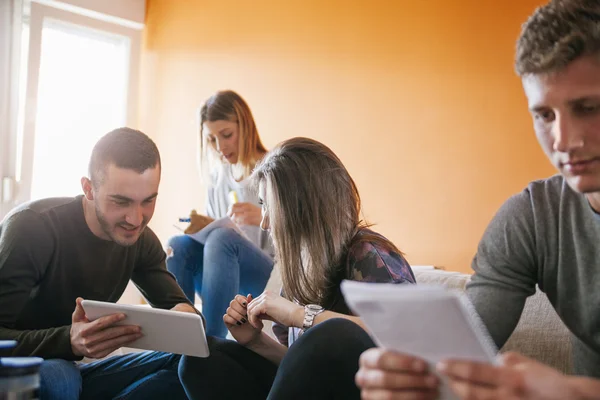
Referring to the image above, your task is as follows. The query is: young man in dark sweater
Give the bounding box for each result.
[356,0,600,399]
[0,128,198,399]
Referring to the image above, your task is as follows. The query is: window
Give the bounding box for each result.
[30,19,130,199]
[11,0,142,205]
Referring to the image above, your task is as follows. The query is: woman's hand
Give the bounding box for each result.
[223,294,262,346]
[184,210,213,234]
[246,290,304,329]
[228,203,262,227]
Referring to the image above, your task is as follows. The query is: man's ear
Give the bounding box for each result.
[81,177,94,200]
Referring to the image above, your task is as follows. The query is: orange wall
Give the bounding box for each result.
[140,0,553,273]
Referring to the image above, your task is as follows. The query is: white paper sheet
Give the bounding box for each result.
[186,217,249,244]
[341,280,498,400]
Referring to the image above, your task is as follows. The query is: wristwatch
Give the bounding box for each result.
[302,304,325,332]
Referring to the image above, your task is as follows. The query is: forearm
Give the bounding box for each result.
[288,307,366,332]
[0,325,79,360]
[570,376,600,399]
[171,302,206,327]
[171,302,198,313]
[134,268,195,310]
[246,332,288,365]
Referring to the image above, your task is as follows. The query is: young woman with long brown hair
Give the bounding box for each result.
[166,90,274,338]
[179,137,416,399]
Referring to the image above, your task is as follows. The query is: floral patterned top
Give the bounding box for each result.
[272,229,415,347]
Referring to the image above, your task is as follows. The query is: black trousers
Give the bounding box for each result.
[178,318,376,400]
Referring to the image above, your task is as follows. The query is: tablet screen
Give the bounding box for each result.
[81,300,209,358]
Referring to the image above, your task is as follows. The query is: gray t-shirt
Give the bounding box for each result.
[467,174,600,377]
[206,164,273,256]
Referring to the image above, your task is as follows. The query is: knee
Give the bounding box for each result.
[299,318,372,350]
[166,235,195,259]
[178,355,190,383]
[178,355,203,387]
[39,359,82,400]
[178,337,227,383]
[204,227,240,249]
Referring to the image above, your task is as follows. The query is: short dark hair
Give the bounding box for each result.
[516,0,600,76]
[89,127,161,186]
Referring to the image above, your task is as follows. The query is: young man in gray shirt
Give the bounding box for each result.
[0,128,199,399]
[356,0,600,398]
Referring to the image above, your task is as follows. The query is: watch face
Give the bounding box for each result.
[307,304,323,312]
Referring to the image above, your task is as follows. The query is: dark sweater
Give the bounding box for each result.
[0,196,191,359]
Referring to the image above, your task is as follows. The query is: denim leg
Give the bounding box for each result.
[268,318,376,400]
[79,351,185,400]
[39,359,82,400]
[201,227,274,338]
[166,235,205,303]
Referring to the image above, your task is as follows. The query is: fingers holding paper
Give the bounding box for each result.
[356,348,439,400]
[438,352,580,400]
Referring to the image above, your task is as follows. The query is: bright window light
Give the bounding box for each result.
[30,18,130,200]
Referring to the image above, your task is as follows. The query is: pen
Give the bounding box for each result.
[179,218,191,222]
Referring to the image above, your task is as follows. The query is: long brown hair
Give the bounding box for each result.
[252,137,402,306]
[198,90,267,179]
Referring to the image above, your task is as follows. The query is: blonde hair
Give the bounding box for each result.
[253,137,402,306]
[516,0,600,76]
[199,90,267,180]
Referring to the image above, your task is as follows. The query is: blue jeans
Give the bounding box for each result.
[39,351,186,400]
[166,227,274,338]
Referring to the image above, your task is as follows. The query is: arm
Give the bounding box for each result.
[0,211,78,359]
[224,294,289,365]
[131,229,200,315]
[245,331,288,365]
[301,237,416,331]
[256,238,416,339]
[294,309,366,331]
[466,192,538,348]
[205,185,218,220]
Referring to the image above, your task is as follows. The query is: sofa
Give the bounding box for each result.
[263,266,573,374]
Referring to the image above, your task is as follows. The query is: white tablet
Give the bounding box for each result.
[341,281,498,400]
[81,300,209,358]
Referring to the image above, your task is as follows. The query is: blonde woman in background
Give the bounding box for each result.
[179,137,416,400]
[166,90,274,338]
